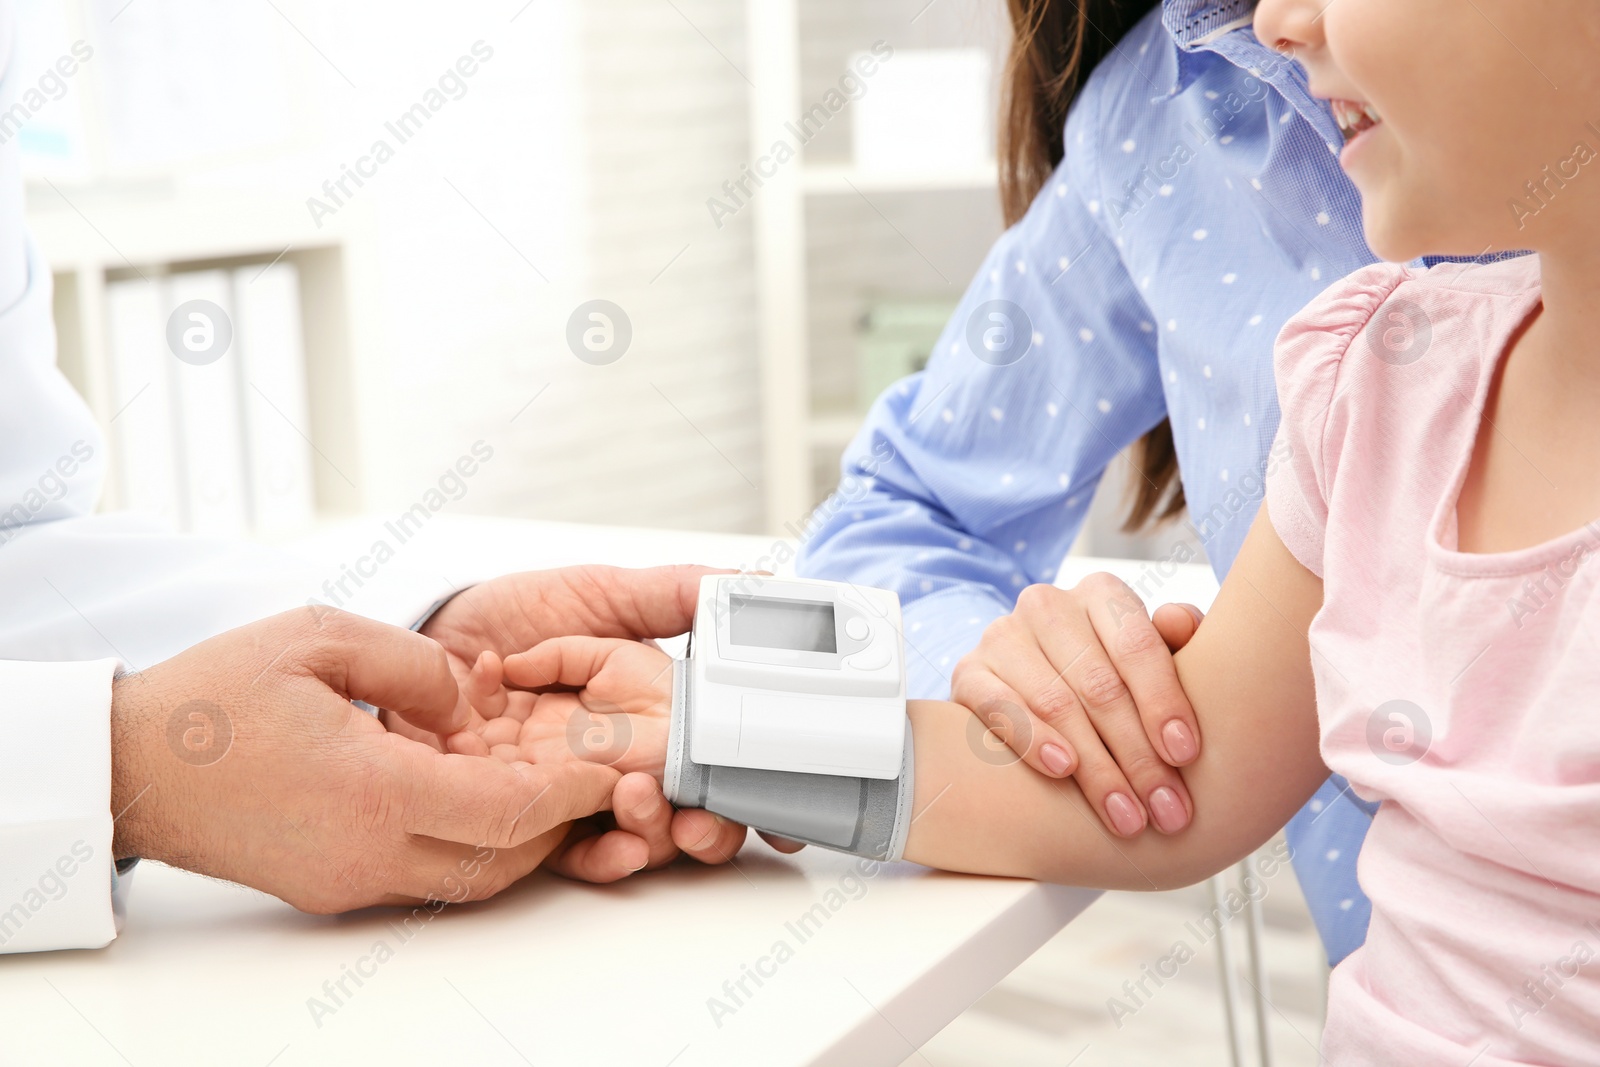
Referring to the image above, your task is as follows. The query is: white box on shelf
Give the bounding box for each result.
[105,278,182,528]
[167,270,250,537]
[233,262,316,537]
[850,48,991,175]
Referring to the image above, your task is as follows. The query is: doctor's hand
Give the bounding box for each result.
[950,577,1205,839]
[107,607,630,913]
[416,564,714,689]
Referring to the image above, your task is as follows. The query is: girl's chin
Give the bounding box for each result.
[1359,202,1426,264]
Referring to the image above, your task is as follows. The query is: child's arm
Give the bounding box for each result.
[901,509,1327,888]
[485,511,1329,891]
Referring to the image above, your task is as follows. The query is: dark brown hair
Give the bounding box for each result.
[999,0,1182,531]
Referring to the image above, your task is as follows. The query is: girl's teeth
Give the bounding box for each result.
[1333,101,1382,141]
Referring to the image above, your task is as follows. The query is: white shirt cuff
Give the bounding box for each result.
[0,657,119,953]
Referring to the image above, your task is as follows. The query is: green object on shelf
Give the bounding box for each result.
[856,298,957,411]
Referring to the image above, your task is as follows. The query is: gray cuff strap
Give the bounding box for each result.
[664,661,914,862]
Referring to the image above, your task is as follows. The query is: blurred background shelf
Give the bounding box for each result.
[800,162,1000,194]
[806,408,865,451]
[32,182,369,527]
[747,0,1007,531]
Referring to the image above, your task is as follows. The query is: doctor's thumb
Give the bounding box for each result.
[292,607,467,735]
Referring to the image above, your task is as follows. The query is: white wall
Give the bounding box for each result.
[304,0,765,534]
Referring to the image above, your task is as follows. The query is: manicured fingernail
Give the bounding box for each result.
[1105,792,1145,836]
[1040,743,1073,777]
[1163,720,1198,763]
[1149,786,1188,833]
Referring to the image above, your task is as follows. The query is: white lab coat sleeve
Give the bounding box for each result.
[0,235,456,953]
[0,658,119,954]
[0,0,128,955]
[0,5,453,949]
[0,239,453,942]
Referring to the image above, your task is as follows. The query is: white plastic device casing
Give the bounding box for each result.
[686,574,907,779]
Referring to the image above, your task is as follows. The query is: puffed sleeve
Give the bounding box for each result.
[1265,262,1414,577]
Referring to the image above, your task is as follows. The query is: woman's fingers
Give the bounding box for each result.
[1029,576,1192,833]
[1153,601,1205,652]
[950,636,1078,778]
[1074,575,1203,768]
[952,580,1197,837]
[963,625,1157,837]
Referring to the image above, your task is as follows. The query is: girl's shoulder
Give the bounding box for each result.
[1273,254,1540,433]
[1265,254,1539,577]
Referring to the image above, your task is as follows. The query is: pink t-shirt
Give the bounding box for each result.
[1266,253,1600,1065]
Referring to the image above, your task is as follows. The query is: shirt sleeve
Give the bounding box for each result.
[0,658,119,953]
[798,109,1167,698]
[0,251,446,956]
[1265,261,1411,578]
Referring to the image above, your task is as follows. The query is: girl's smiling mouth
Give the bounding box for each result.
[1331,98,1384,143]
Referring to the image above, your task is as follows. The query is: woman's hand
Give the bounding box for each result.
[949,575,1205,837]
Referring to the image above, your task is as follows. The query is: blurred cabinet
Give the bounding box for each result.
[745,0,1007,529]
[18,0,367,536]
[34,185,372,534]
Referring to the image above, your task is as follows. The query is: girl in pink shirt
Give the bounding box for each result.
[448,0,1599,1060]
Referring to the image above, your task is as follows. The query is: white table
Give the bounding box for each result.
[0,517,1218,1066]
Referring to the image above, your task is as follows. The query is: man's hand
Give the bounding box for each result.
[417,564,715,688]
[110,607,627,913]
[949,576,1205,838]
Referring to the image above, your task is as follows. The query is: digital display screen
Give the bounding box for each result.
[728,594,837,653]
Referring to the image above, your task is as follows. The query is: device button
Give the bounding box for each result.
[844,617,870,642]
[846,642,892,672]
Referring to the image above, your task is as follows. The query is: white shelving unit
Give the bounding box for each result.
[745,1,1003,531]
[746,0,813,534]
[30,182,373,519]
[800,162,1000,195]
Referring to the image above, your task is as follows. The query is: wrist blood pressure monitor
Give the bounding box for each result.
[664,575,914,862]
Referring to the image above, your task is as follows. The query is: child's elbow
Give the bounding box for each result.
[1033,840,1254,893]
